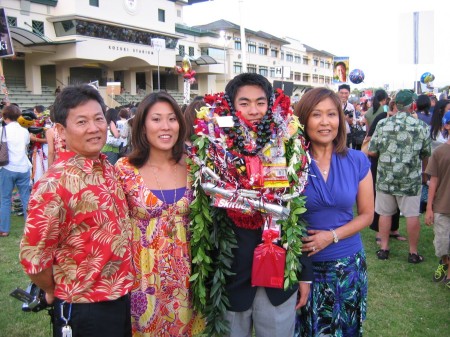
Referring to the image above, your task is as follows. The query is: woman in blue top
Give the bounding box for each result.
[294,88,374,337]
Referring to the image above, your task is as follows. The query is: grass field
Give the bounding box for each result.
[0,214,449,337]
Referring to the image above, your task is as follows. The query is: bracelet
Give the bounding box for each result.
[330,229,339,243]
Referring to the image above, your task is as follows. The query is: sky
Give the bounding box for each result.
[183,0,450,92]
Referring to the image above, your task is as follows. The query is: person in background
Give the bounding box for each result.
[425,111,450,289]
[116,108,130,157]
[337,84,355,148]
[45,106,66,167]
[368,90,431,263]
[29,105,48,183]
[115,91,203,336]
[367,99,405,243]
[0,105,32,237]
[429,94,437,114]
[101,107,120,164]
[20,85,134,337]
[363,89,388,130]
[183,99,205,147]
[294,87,373,337]
[416,94,432,125]
[430,99,450,150]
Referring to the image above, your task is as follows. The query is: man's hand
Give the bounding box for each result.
[295,281,311,309]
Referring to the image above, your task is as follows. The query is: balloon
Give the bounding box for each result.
[349,69,365,84]
[174,66,183,74]
[183,73,192,79]
[188,77,196,85]
[181,55,191,73]
[420,72,435,84]
[190,70,196,77]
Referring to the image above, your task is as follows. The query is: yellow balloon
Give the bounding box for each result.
[182,55,191,73]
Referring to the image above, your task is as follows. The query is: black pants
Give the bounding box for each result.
[52,295,131,337]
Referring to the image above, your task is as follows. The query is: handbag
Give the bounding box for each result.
[351,125,366,145]
[105,128,121,147]
[251,229,285,289]
[0,126,9,166]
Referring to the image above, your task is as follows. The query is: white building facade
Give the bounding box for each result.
[1,0,334,104]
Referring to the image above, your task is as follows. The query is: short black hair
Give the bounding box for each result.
[224,73,273,109]
[338,84,351,92]
[53,85,106,127]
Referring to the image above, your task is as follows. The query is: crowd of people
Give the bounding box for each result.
[0,72,448,337]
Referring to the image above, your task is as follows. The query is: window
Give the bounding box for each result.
[294,55,301,63]
[247,64,257,73]
[32,20,44,35]
[303,57,309,65]
[314,59,319,66]
[259,66,268,77]
[325,62,331,69]
[89,0,99,6]
[189,47,194,57]
[281,52,284,60]
[286,54,293,62]
[7,17,17,27]
[178,45,185,56]
[234,41,241,50]
[320,60,325,68]
[319,76,324,84]
[258,47,267,56]
[270,67,275,78]
[233,62,242,74]
[294,72,301,81]
[158,9,165,22]
[302,74,310,82]
[313,74,318,83]
[271,49,278,58]
[248,44,256,53]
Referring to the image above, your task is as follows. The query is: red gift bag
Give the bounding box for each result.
[251,230,286,289]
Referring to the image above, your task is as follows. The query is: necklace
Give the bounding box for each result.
[150,164,178,234]
[313,159,330,177]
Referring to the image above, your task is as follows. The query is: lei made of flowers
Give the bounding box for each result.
[188,88,310,335]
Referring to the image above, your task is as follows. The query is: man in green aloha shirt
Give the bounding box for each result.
[368,89,431,263]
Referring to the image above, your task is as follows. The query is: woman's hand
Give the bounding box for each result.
[301,229,334,256]
[295,281,311,309]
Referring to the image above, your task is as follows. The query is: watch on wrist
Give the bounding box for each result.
[330,229,339,243]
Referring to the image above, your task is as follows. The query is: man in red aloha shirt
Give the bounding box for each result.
[20,85,134,337]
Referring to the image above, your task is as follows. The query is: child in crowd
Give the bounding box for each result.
[425,111,450,289]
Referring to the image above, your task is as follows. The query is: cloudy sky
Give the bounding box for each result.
[183,0,449,91]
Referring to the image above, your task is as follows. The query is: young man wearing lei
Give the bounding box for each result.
[189,73,312,337]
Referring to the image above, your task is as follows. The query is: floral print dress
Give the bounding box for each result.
[116,158,203,337]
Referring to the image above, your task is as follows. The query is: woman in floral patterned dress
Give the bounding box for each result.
[116,91,202,337]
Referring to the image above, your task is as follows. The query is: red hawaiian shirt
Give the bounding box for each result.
[20,151,135,303]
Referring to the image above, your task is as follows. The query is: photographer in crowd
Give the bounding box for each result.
[337,84,355,148]
[19,85,134,337]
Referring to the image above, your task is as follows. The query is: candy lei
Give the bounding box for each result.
[188,89,310,336]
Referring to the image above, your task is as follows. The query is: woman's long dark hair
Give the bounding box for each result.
[127,91,186,168]
[372,89,388,115]
[430,99,450,140]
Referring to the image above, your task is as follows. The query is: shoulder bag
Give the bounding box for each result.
[0,126,9,166]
